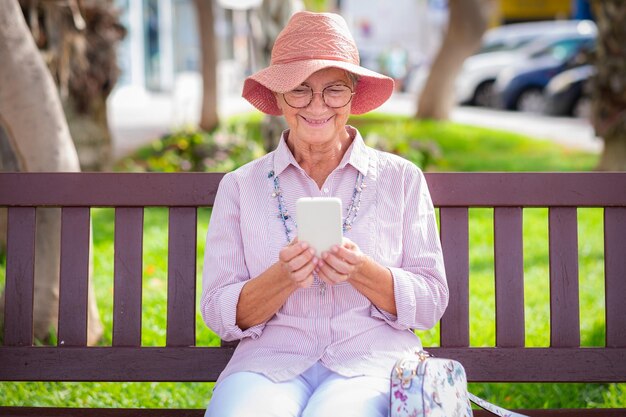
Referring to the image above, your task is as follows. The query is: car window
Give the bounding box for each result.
[478,37,534,54]
[529,39,588,60]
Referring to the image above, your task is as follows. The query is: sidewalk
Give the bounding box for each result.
[108,86,602,162]
[376,93,602,153]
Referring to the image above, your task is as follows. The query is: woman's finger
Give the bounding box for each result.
[317,261,348,284]
[330,245,360,265]
[279,241,309,263]
[291,260,317,286]
[322,251,352,275]
[289,248,317,274]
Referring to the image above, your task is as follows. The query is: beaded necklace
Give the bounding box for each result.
[268,169,366,244]
[268,167,366,295]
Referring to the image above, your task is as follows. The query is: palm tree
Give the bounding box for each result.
[194,0,219,132]
[591,0,626,170]
[416,0,495,120]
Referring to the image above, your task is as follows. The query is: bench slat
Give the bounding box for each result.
[1,408,624,417]
[549,207,580,347]
[58,208,91,347]
[0,408,205,417]
[475,410,626,417]
[3,173,626,207]
[439,207,470,347]
[494,207,525,347]
[3,207,36,346]
[604,207,626,348]
[0,173,224,207]
[427,172,626,207]
[0,346,624,382]
[0,346,232,382]
[167,207,198,347]
[113,208,144,347]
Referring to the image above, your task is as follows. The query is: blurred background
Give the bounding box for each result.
[105,0,607,161]
[3,0,623,177]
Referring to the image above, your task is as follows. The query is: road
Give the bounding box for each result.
[108,87,602,162]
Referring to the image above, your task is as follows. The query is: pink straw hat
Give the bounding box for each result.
[242,11,394,116]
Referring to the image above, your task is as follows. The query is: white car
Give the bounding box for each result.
[455,20,596,107]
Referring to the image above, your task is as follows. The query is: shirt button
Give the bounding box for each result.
[323,187,329,194]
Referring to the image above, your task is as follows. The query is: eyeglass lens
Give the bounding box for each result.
[284,85,354,108]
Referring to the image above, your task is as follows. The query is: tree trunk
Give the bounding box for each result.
[0,0,103,345]
[0,124,20,172]
[255,0,303,151]
[194,0,219,132]
[591,0,626,171]
[416,0,494,120]
[64,96,113,171]
[30,0,125,171]
[0,124,18,316]
[0,2,79,171]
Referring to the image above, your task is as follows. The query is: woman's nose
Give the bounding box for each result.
[308,91,327,109]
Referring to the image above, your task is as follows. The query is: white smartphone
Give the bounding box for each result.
[296,197,343,256]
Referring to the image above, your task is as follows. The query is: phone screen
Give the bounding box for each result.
[296,197,343,256]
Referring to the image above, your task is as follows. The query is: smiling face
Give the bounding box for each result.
[276,67,354,152]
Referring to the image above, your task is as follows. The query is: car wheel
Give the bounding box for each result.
[572,96,591,119]
[473,81,494,107]
[516,88,546,113]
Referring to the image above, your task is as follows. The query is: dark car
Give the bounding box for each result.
[544,64,594,118]
[454,20,596,107]
[492,35,595,113]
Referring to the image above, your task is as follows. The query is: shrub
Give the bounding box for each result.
[116,122,266,173]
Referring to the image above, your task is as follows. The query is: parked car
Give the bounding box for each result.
[477,19,594,54]
[544,64,594,118]
[455,20,596,107]
[492,34,596,113]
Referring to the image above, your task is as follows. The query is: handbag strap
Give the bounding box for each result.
[468,392,529,417]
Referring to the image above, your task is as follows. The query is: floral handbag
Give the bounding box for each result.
[390,350,529,417]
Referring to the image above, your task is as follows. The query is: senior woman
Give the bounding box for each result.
[201,11,448,417]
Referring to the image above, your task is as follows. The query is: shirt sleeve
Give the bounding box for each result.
[371,164,449,331]
[200,173,266,341]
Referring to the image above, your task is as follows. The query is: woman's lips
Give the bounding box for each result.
[301,115,333,126]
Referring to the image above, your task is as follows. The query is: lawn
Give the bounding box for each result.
[1,113,624,409]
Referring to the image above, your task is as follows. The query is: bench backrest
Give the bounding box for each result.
[1,172,625,384]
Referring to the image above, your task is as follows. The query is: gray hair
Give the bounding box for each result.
[347,71,359,89]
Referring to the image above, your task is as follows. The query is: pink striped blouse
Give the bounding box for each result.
[200,127,448,384]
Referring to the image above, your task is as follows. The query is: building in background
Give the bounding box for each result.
[114,0,256,97]
[496,0,572,23]
[340,0,447,92]
[112,0,589,96]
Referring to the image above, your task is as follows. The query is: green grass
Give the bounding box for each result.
[1,113,624,410]
[350,113,598,172]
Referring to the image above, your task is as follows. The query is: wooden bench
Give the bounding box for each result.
[1,172,625,417]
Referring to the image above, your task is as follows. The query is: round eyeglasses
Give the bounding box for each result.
[283,84,355,109]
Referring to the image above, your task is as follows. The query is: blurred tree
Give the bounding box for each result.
[254,0,303,151]
[194,0,219,132]
[591,0,626,170]
[303,0,330,12]
[416,0,495,120]
[0,0,103,345]
[19,0,125,171]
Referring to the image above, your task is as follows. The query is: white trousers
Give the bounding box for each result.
[204,361,390,417]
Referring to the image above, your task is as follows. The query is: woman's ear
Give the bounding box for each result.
[273,92,284,113]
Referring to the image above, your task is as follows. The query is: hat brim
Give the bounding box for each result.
[242,60,394,116]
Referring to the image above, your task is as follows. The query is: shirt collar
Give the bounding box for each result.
[272,126,370,177]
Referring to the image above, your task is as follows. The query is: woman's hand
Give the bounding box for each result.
[278,239,318,288]
[317,237,366,285]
